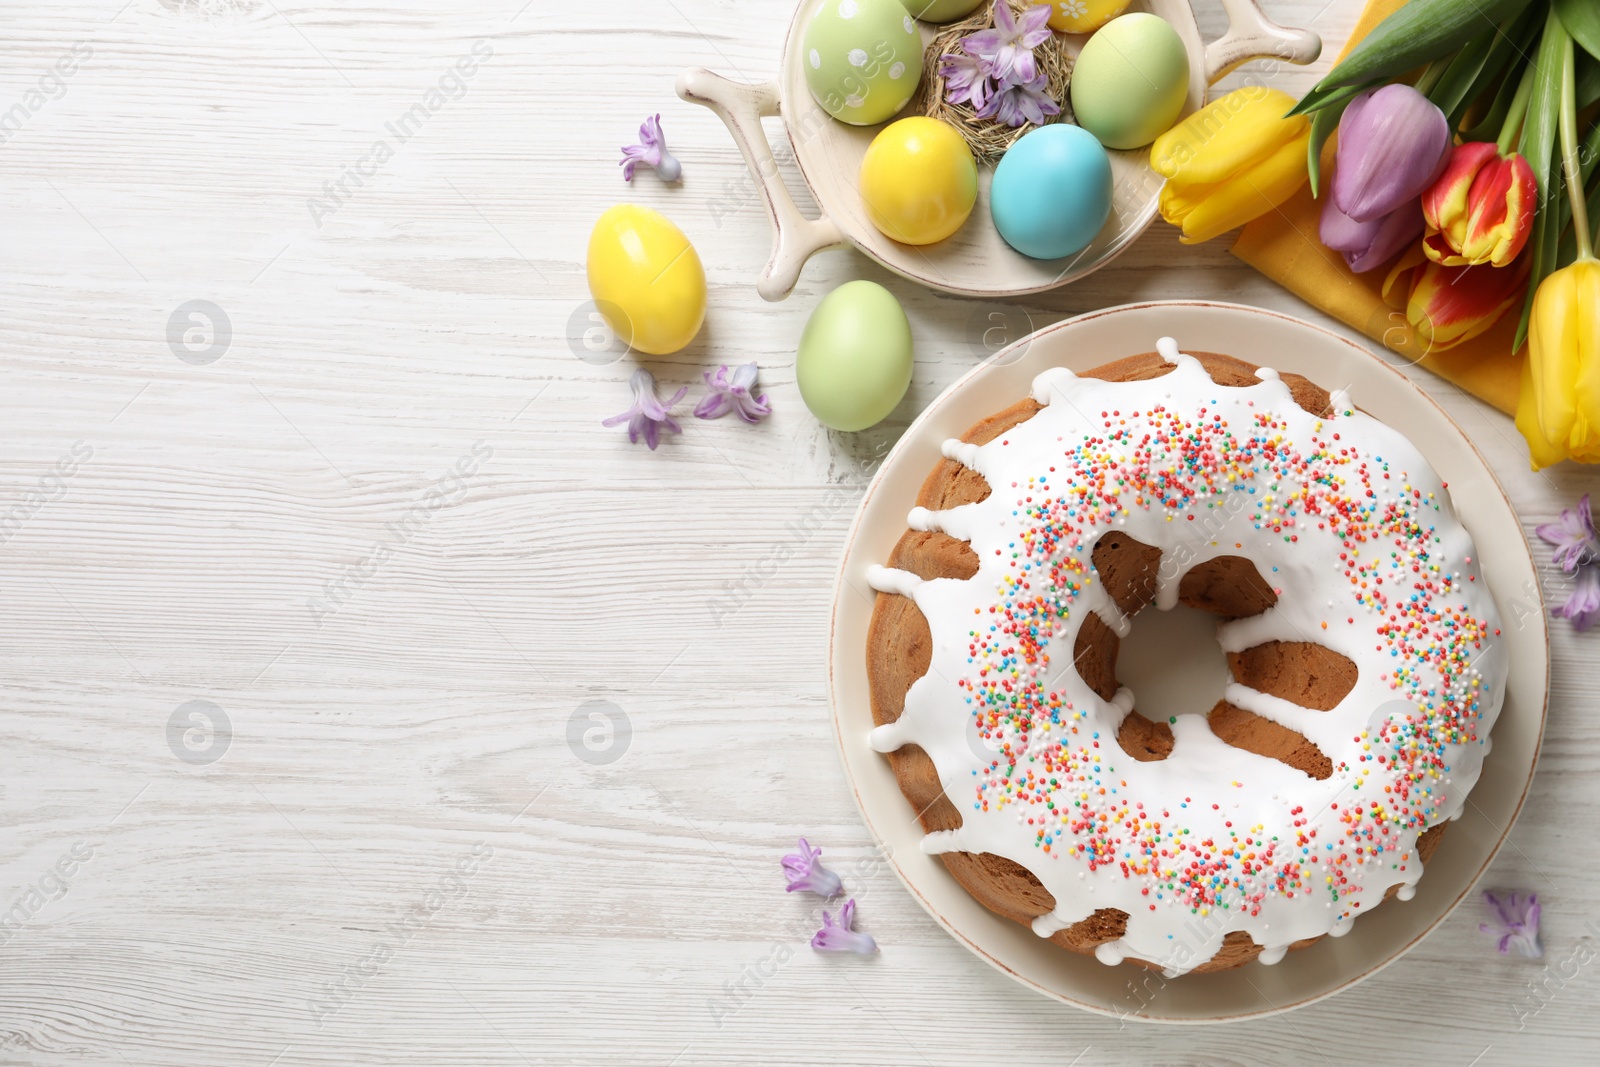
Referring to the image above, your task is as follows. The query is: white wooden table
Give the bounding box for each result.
[1,2,1594,1063]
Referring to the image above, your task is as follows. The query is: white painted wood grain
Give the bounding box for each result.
[0,1,1596,1064]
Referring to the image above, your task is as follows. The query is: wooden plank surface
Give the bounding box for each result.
[0,1,1594,1063]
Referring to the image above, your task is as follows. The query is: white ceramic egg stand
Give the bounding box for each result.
[678,0,1319,301]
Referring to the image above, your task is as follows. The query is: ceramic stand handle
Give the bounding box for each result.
[1205,0,1322,83]
[677,68,845,302]
[680,1,1320,301]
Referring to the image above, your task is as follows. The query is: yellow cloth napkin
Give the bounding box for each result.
[1229,0,1523,415]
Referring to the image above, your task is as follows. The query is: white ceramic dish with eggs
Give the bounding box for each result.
[678,0,1319,301]
[827,301,1549,1021]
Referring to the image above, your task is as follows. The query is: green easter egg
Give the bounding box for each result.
[1069,13,1190,151]
[896,0,985,22]
[797,280,914,431]
[804,0,924,126]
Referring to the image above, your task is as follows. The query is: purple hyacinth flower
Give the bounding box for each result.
[1536,495,1599,573]
[1480,890,1542,958]
[811,898,877,954]
[602,368,688,450]
[695,363,772,423]
[781,837,842,897]
[1331,85,1451,223]
[1319,195,1424,273]
[620,114,682,183]
[940,50,993,112]
[977,70,1060,129]
[962,2,1053,84]
[1555,564,1600,631]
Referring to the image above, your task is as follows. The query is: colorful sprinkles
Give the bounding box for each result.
[950,394,1497,922]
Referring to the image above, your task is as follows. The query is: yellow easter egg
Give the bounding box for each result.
[860,117,978,245]
[1047,0,1131,33]
[586,204,706,356]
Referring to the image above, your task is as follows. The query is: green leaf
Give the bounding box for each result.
[1460,56,1531,140]
[1516,191,1561,351]
[1579,50,1600,107]
[1581,118,1600,185]
[1519,14,1564,190]
[1448,3,1547,132]
[1515,10,1571,350]
[1429,29,1500,121]
[1555,0,1600,61]
[1308,96,1349,198]
[1290,0,1537,116]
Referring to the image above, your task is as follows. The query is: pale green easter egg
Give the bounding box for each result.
[1069,13,1190,151]
[896,0,985,22]
[804,0,924,126]
[797,280,914,431]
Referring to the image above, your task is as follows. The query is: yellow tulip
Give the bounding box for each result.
[1517,29,1600,470]
[1151,87,1311,244]
[1516,260,1600,469]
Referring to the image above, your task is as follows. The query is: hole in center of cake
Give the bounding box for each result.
[1116,600,1230,722]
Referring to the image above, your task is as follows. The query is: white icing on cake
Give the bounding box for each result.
[869,338,1506,975]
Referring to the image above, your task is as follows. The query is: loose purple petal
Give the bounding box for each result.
[977,71,1059,128]
[693,392,732,421]
[1536,495,1598,573]
[940,51,993,111]
[604,369,686,450]
[1555,564,1600,631]
[695,362,771,423]
[1479,890,1542,958]
[781,837,843,897]
[960,3,1054,85]
[960,29,1004,60]
[811,898,877,954]
[619,113,682,184]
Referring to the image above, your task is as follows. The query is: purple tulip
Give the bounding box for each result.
[1320,195,1424,273]
[1332,85,1451,223]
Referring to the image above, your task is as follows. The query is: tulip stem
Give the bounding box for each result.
[1558,35,1595,262]
[1497,63,1537,156]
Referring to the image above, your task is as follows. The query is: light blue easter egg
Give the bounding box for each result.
[989,124,1113,260]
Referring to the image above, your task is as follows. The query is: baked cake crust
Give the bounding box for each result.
[866,351,1459,973]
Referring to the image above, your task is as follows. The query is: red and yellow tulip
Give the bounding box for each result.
[1421,141,1537,268]
[1381,244,1527,352]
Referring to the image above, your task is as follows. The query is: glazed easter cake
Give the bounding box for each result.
[864,340,1507,975]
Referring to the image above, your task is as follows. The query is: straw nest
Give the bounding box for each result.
[912,0,1075,166]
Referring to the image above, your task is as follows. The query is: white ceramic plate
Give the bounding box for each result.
[678,0,1319,300]
[827,301,1549,1023]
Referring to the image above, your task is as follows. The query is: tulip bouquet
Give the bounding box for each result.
[1152,0,1600,468]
